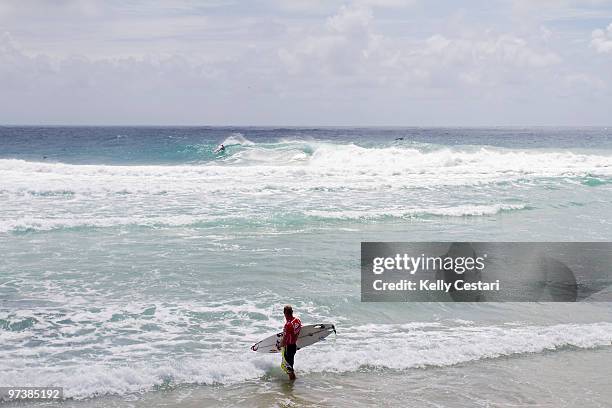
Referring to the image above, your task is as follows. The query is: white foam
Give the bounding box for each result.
[219,132,255,147]
[302,321,612,372]
[1,322,610,400]
[0,203,528,233]
[1,143,611,232]
[305,204,527,219]
[1,145,610,194]
[0,214,222,233]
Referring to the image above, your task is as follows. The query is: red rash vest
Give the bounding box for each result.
[283,317,301,345]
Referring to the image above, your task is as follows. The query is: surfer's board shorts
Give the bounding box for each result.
[281,344,297,374]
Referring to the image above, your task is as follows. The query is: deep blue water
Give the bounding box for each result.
[1,126,611,165]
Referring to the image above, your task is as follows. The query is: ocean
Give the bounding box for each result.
[1,126,611,407]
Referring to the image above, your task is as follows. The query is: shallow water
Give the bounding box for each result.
[52,347,611,408]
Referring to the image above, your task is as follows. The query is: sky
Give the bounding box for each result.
[1,0,612,126]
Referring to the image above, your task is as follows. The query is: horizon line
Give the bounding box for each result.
[1,124,611,129]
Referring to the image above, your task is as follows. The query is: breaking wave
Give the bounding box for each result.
[1,140,611,233]
[1,321,610,400]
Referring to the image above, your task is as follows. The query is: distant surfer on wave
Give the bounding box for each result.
[214,144,225,153]
[278,305,301,380]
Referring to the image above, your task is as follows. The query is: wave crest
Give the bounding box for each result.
[1,322,610,400]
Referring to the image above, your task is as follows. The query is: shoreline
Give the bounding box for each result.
[25,346,612,408]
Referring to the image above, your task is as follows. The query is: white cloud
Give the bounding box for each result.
[591,23,612,53]
[0,1,610,125]
[278,5,381,76]
[354,0,416,9]
[278,4,561,90]
[271,0,414,13]
[422,34,561,68]
[512,0,612,16]
[327,5,372,33]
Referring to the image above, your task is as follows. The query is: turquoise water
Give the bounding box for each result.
[1,126,611,406]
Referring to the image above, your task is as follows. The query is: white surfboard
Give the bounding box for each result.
[250,323,336,353]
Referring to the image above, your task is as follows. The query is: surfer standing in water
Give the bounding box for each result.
[279,305,301,380]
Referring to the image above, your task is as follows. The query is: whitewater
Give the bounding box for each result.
[2,133,612,234]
